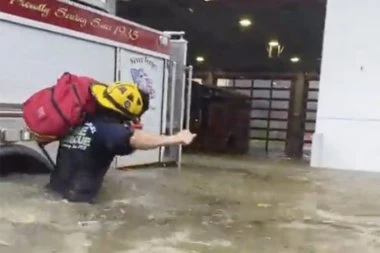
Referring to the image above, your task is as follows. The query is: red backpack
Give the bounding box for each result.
[22,72,98,143]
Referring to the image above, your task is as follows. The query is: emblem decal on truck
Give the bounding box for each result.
[131,68,156,99]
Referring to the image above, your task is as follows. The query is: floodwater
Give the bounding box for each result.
[1,154,380,253]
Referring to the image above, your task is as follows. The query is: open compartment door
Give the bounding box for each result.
[161,60,177,163]
[161,33,192,168]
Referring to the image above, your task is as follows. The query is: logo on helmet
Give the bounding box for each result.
[117,86,127,94]
[131,68,156,99]
[124,100,132,109]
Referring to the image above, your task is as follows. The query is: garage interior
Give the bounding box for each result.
[2,0,380,253]
[117,0,325,159]
[117,0,325,73]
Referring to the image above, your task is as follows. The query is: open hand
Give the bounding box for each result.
[175,129,196,145]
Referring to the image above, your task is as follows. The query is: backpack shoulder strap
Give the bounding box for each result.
[37,142,56,170]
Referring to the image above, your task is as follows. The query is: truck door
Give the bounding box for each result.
[117,49,166,167]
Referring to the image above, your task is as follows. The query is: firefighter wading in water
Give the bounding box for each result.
[48,82,196,203]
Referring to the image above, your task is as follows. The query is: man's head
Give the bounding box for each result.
[91,82,150,121]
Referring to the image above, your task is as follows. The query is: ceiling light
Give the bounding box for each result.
[196,56,205,63]
[290,57,300,63]
[239,18,252,27]
[268,40,279,47]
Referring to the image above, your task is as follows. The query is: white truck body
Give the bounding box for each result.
[0,0,191,168]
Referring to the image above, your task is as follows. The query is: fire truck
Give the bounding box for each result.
[0,0,192,173]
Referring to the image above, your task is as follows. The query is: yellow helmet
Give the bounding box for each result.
[91,82,149,119]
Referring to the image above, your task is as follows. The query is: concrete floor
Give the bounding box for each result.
[1,154,380,253]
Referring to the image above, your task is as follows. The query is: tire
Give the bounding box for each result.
[0,144,53,176]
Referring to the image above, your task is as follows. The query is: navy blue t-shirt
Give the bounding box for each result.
[48,117,134,203]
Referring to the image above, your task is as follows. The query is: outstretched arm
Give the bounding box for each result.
[130,129,196,150]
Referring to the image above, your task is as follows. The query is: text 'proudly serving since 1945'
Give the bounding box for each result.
[1,0,170,54]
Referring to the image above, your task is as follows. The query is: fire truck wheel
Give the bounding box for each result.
[0,144,53,176]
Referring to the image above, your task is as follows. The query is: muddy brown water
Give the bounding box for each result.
[1,154,380,253]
